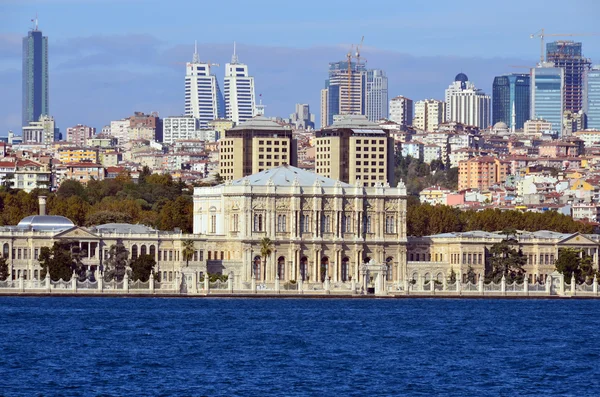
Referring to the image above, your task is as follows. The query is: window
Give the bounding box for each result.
[342,215,351,233]
[277,215,286,232]
[385,216,395,234]
[253,214,263,232]
[300,214,310,233]
[232,214,239,232]
[322,215,331,233]
[365,216,372,233]
[210,215,217,234]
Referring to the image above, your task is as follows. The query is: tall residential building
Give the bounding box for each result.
[314,115,395,187]
[445,73,490,128]
[414,99,446,132]
[320,88,329,129]
[218,116,297,181]
[492,74,530,131]
[531,64,564,135]
[365,69,388,121]
[22,22,49,127]
[185,43,224,129]
[22,115,58,145]
[163,116,198,144]
[109,112,161,144]
[586,66,600,130]
[546,41,591,113]
[223,45,256,126]
[66,124,96,146]
[323,61,366,127]
[389,96,413,128]
[458,156,509,191]
[289,104,315,130]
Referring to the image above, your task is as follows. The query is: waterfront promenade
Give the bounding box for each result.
[1,270,599,298]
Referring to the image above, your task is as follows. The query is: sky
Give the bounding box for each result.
[1,0,599,134]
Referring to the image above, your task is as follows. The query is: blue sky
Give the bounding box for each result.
[1,0,599,133]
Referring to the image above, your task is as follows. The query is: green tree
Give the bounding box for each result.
[448,267,456,284]
[130,254,156,282]
[0,256,8,281]
[487,240,526,283]
[466,265,476,284]
[39,241,78,281]
[555,248,597,283]
[85,210,133,226]
[259,237,274,279]
[57,180,86,200]
[103,243,129,281]
[182,239,195,267]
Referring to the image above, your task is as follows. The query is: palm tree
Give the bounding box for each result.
[182,239,195,267]
[259,237,274,280]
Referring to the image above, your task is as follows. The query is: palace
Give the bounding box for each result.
[2,166,599,289]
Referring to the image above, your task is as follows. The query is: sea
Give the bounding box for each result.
[1,297,599,396]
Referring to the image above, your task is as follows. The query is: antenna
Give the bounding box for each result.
[231,41,238,64]
[35,12,38,30]
[192,40,199,63]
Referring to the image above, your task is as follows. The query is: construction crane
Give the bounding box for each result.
[343,36,366,115]
[530,29,600,64]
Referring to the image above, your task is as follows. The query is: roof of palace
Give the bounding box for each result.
[92,223,157,234]
[425,230,595,241]
[229,165,352,188]
[230,116,286,131]
[16,215,75,232]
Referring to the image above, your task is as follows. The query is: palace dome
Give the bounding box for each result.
[455,73,469,83]
[17,215,75,232]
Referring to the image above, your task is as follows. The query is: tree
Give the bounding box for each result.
[130,254,156,282]
[448,267,456,284]
[85,210,133,226]
[487,240,526,283]
[182,239,195,267]
[103,243,129,281]
[555,248,597,284]
[214,173,224,185]
[466,265,476,284]
[39,241,78,281]
[259,237,274,279]
[57,180,86,200]
[0,256,8,281]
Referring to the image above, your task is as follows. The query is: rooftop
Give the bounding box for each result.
[92,223,157,234]
[17,215,75,232]
[230,116,287,131]
[229,165,352,188]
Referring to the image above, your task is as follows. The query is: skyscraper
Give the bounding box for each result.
[586,66,600,130]
[492,74,530,131]
[322,61,366,127]
[289,104,315,130]
[389,96,413,128]
[365,69,388,121]
[445,73,491,129]
[223,44,256,126]
[22,20,49,127]
[546,41,591,114]
[530,64,564,134]
[184,43,224,129]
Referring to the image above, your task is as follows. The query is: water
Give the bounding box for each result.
[1,297,600,396]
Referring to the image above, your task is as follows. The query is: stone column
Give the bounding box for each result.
[594,275,598,296]
[430,276,435,293]
[324,276,330,295]
[19,273,24,293]
[275,275,280,294]
[251,276,256,293]
[571,274,576,296]
[149,271,155,293]
[351,278,356,295]
[298,278,303,294]
[228,272,233,293]
[45,272,51,293]
[123,272,129,293]
[478,275,484,294]
[524,277,529,296]
[204,275,209,294]
[442,275,447,292]
[501,275,506,294]
[98,274,103,292]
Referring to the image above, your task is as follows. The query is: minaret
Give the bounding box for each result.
[511,101,516,133]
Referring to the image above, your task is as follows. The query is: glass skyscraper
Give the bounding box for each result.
[587,66,600,130]
[323,61,365,126]
[531,65,564,135]
[22,26,49,127]
[546,41,591,114]
[492,74,530,130]
[365,69,388,122]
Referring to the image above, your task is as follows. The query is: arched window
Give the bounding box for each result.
[149,245,156,258]
[277,215,286,232]
[141,245,147,256]
[300,214,310,233]
[341,257,350,282]
[2,243,8,258]
[277,256,285,280]
[300,256,308,281]
[385,216,395,234]
[253,214,263,232]
[322,215,331,233]
[341,215,351,234]
[253,255,262,280]
[131,245,138,260]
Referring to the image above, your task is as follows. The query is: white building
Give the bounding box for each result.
[423,144,442,164]
[223,45,255,126]
[109,119,130,144]
[389,96,413,128]
[22,115,56,145]
[414,99,445,132]
[365,69,388,122]
[445,73,491,129]
[185,43,223,129]
[401,141,424,160]
[163,116,198,144]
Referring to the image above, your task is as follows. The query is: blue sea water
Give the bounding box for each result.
[1,297,600,396]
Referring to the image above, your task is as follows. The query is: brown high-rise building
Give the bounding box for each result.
[219,116,298,181]
[314,115,396,187]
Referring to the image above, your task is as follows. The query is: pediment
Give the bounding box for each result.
[54,227,100,240]
[558,233,598,246]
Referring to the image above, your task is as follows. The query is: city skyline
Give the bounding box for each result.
[1,0,600,133]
